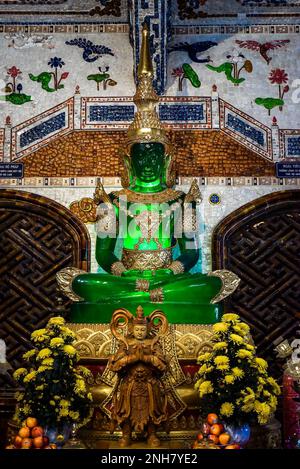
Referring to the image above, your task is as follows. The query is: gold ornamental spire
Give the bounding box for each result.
[138,23,153,78]
[126,23,171,155]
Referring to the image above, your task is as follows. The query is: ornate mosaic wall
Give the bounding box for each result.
[0,3,299,271]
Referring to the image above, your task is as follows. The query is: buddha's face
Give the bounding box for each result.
[133,324,147,340]
[130,142,165,182]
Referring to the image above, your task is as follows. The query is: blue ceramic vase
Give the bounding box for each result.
[44,424,72,448]
[224,423,251,447]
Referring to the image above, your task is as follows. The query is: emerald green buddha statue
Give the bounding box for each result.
[57,25,240,324]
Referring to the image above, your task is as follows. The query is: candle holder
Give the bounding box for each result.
[274,339,293,359]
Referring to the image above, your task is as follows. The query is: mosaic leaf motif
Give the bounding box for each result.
[29,56,69,92]
[207,50,253,86]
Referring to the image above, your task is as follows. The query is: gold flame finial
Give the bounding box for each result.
[137,23,153,78]
[125,23,171,155]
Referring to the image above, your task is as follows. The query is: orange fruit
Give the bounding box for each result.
[197,433,204,441]
[26,417,38,428]
[31,426,44,438]
[208,434,219,444]
[21,437,32,449]
[207,413,218,425]
[210,423,224,436]
[19,427,30,438]
[225,444,240,450]
[33,436,44,448]
[219,433,231,445]
[14,435,23,448]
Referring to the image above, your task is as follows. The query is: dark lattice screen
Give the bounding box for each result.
[213,190,300,378]
[0,189,90,389]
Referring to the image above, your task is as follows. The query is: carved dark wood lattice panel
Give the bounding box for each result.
[213,190,300,378]
[0,190,90,389]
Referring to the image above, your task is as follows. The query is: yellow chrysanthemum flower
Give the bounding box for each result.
[16,392,24,402]
[69,411,80,420]
[224,374,235,385]
[213,342,227,351]
[245,344,255,351]
[13,368,27,380]
[239,322,250,332]
[48,317,65,326]
[21,404,31,415]
[254,401,271,424]
[236,349,253,359]
[61,327,76,339]
[230,333,244,345]
[60,399,70,407]
[268,395,278,411]
[37,348,52,360]
[63,345,77,356]
[199,364,208,375]
[37,365,50,373]
[222,313,240,323]
[214,355,229,366]
[199,380,214,398]
[77,366,92,378]
[220,402,234,417]
[31,329,47,339]
[232,367,244,379]
[255,358,268,371]
[41,358,54,367]
[212,323,229,334]
[267,377,281,395]
[241,402,254,413]
[74,379,86,395]
[50,337,64,347]
[197,352,211,363]
[59,408,69,417]
[50,400,56,406]
[23,371,37,383]
[23,350,36,360]
[232,324,248,336]
[36,385,44,391]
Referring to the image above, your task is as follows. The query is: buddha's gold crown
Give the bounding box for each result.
[126,23,172,155]
[132,305,148,325]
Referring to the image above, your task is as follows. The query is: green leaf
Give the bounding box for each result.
[255,97,284,111]
[182,63,201,88]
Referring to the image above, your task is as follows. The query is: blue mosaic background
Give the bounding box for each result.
[20,112,66,148]
[227,114,265,147]
[89,105,135,122]
[159,103,204,122]
[287,136,300,156]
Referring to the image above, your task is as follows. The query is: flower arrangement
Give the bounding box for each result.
[13,317,93,430]
[195,313,281,425]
